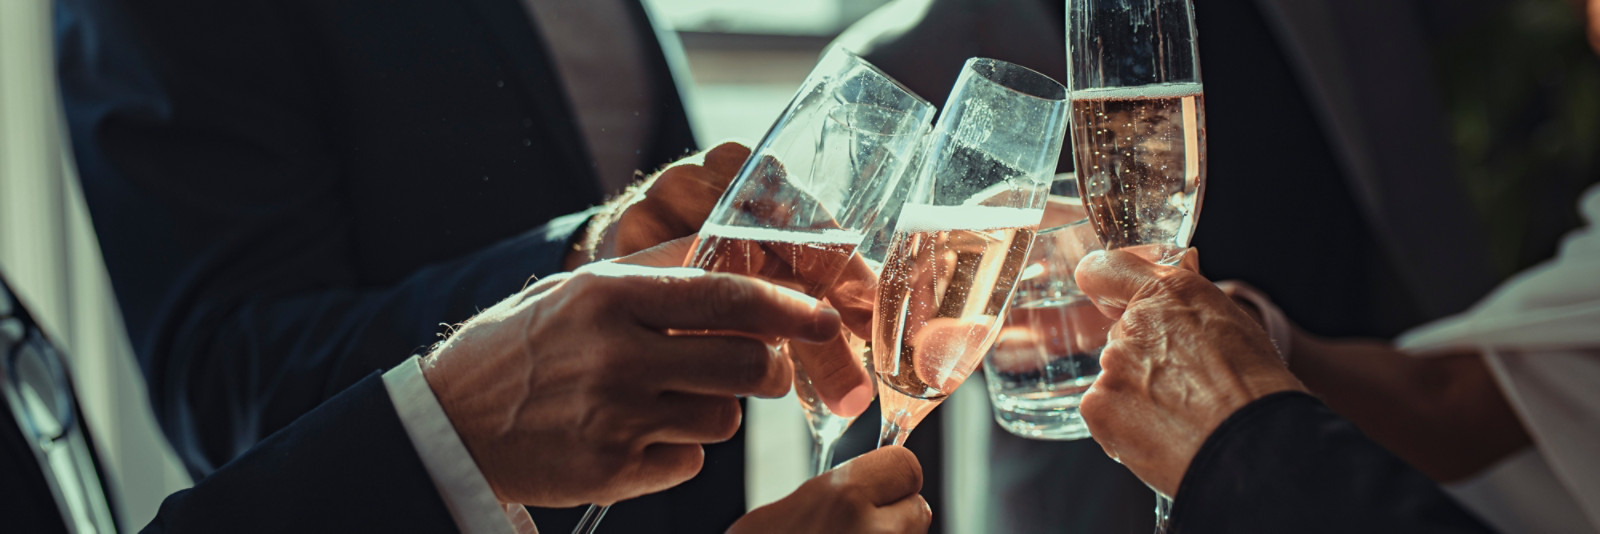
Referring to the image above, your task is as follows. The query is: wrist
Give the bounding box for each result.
[1217,281,1292,363]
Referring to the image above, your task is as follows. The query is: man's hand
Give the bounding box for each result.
[618,235,881,419]
[569,142,752,269]
[1073,250,1305,496]
[728,447,931,534]
[420,261,840,507]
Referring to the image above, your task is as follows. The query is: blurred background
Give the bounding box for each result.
[4,0,1598,531]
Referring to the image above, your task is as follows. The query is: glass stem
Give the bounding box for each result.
[877,409,913,448]
[1153,493,1172,533]
[572,504,610,534]
[812,434,839,476]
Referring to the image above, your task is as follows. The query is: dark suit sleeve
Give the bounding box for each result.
[54,0,594,475]
[1169,392,1495,533]
[141,373,459,533]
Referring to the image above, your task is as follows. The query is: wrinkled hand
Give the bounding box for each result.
[420,260,840,507]
[728,447,931,534]
[571,142,753,269]
[1073,249,1305,496]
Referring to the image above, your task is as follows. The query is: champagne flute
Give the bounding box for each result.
[874,58,1069,449]
[571,48,933,534]
[1066,0,1207,529]
[788,146,922,474]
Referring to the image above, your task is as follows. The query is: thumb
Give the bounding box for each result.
[1074,249,1187,318]
[702,141,753,178]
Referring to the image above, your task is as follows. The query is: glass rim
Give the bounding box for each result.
[963,57,1068,103]
[825,47,935,110]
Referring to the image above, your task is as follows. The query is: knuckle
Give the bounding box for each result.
[1079,387,1109,422]
[592,342,636,377]
[883,448,923,491]
[698,275,755,320]
[1149,270,1211,298]
[1096,343,1130,376]
[707,398,742,441]
[727,340,774,386]
[575,405,626,449]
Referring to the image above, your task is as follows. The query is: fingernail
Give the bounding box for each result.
[809,305,841,341]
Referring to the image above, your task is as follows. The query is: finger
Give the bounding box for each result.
[786,335,873,417]
[1073,249,1177,318]
[834,446,923,506]
[874,494,933,534]
[613,236,697,268]
[702,141,753,178]
[649,334,791,397]
[908,316,996,392]
[642,393,744,445]
[822,257,878,337]
[624,271,841,342]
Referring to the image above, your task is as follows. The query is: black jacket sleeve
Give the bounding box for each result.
[1169,392,1495,533]
[54,0,595,476]
[141,373,459,533]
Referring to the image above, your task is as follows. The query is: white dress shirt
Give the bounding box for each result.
[1399,184,1600,533]
[384,356,538,534]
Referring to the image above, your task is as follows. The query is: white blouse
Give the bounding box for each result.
[1400,184,1600,533]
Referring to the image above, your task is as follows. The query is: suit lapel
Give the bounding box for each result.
[630,0,701,158]
[456,0,601,194]
[1252,0,1498,318]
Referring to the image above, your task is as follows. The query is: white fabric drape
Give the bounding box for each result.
[0,0,190,528]
[1400,185,1600,533]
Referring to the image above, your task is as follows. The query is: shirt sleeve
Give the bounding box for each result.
[1169,392,1493,533]
[383,355,539,534]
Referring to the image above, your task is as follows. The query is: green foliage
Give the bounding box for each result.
[1433,0,1600,275]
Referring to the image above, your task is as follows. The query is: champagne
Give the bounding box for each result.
[688,223,861,298]
[873,204,1041,402]
[1070,83,1206,262]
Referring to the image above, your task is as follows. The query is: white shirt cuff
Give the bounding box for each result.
[383,355,538,534]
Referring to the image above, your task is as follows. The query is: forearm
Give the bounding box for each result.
[1288,332,1529,482]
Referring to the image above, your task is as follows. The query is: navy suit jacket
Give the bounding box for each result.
[56,0,740,530]
[141,374,460,533]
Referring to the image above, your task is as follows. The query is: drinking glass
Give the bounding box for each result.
[1067,0,1206,529]
[873,58,1069,449]
[572,48,933,534]
[982,196,1110,440]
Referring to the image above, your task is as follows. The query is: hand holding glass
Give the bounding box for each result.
[1067,0,1207,529]
[572,49,933,534]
